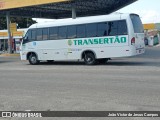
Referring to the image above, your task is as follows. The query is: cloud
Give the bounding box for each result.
[133,10,160,23]
[117,8,160,24]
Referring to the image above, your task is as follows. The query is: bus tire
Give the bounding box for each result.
[84,52,97,65]
[97,58,109,64]
[28,53,39,65]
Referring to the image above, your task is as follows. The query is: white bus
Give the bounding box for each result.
[20,13,145,65]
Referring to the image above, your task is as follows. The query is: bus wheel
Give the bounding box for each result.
[84,52,97,65]
[29,54,39,65]
[97,58,109,64]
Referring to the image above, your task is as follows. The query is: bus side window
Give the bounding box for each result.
[130,15,144,33]
[67,25,76,39]
[77,24,86,38]
[108,21,118,36]
[49,27,58,40]
[28,30,32,40]
[37,29,43,40]
[31,29,36,41]
[86,23,97,37]
[42,28,48,40]
[97,22,108,37]
[118,20,128,35]
[58,26,67,39]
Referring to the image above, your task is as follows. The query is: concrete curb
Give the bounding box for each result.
[147,44,160,47]
[155,44,160,47]
[0,53,20,57]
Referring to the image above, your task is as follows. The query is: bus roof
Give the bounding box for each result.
[30,13,134,29]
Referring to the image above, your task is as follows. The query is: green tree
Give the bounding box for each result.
[0,17,7,30]
[0,17,36,30]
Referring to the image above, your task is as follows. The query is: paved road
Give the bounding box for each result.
[0,46,160,120]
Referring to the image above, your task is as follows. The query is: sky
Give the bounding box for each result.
[117,0,160,24]
[34,0,160,24]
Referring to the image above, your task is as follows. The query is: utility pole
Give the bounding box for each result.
[72,5,76,19]
[6,11,12,54]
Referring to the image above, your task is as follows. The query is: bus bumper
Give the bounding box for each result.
[20,52,27,60]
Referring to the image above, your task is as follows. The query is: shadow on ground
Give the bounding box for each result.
[26,60,160,67]
[0,61,14,64]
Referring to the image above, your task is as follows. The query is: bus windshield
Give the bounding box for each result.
[130,14,144,33]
